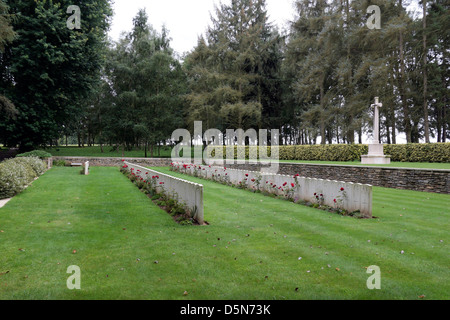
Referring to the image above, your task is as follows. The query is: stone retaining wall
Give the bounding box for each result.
[226,163,450,194]
[53,157,449,194]
[53,157,172,168]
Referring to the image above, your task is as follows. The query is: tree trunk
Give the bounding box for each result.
[422,0,430,143]
[398,0,412,143]
[320,75,326,145]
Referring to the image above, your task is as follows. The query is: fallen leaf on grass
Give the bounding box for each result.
[183,291,189,296]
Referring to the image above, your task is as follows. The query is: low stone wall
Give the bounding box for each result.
[226,163,450,194]
[53,157,450,194]
[53,157,172,168]
[174,163,373,218]
[124,162,204,224]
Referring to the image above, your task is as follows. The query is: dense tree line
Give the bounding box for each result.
[0,0,113,150]
[0,0,448,152]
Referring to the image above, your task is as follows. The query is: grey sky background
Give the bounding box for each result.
[108,0,420,56]
[109,0,296,55]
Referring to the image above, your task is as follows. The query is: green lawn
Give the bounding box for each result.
[0,167,448,300]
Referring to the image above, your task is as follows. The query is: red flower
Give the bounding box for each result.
[334,199,337,203]
[159,182,164,185]
[291,183,295,188]
[340,187,345,192]
[283,182,287,187]
[245,174,249,177]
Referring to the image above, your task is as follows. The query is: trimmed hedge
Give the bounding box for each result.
[0,157,47,199]
[206,143,450,163]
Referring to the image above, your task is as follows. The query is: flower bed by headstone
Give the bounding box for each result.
[121,161,205,225]
[170,162,373,219]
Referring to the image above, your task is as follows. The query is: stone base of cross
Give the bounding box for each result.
[361,97,391,165]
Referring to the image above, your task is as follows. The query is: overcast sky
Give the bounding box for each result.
[108,0,420,56]
[108,0,295,55]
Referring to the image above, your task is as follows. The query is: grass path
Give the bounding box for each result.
[0,167,448,300]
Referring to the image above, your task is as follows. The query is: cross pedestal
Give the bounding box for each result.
[361,97,391,165]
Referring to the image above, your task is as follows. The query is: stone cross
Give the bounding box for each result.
[371,97,383,144]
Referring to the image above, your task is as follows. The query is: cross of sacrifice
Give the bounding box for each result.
[371,97,383,144]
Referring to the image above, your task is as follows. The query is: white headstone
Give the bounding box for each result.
[84,161,89,175]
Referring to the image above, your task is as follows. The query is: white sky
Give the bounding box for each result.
[108,0,420,55]
[108,0,295,55]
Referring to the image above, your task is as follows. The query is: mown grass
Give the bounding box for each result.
[0,166,448,300]
[46,146,173,159]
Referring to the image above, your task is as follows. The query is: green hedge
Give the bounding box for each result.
[384,143,450,163]
[206,143,450,163]
[16,150,52,159]
[0,157,47,199]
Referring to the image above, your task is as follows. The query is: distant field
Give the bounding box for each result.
[46,146,173,158]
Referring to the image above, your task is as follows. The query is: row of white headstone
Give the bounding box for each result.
[173,163,373,219]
